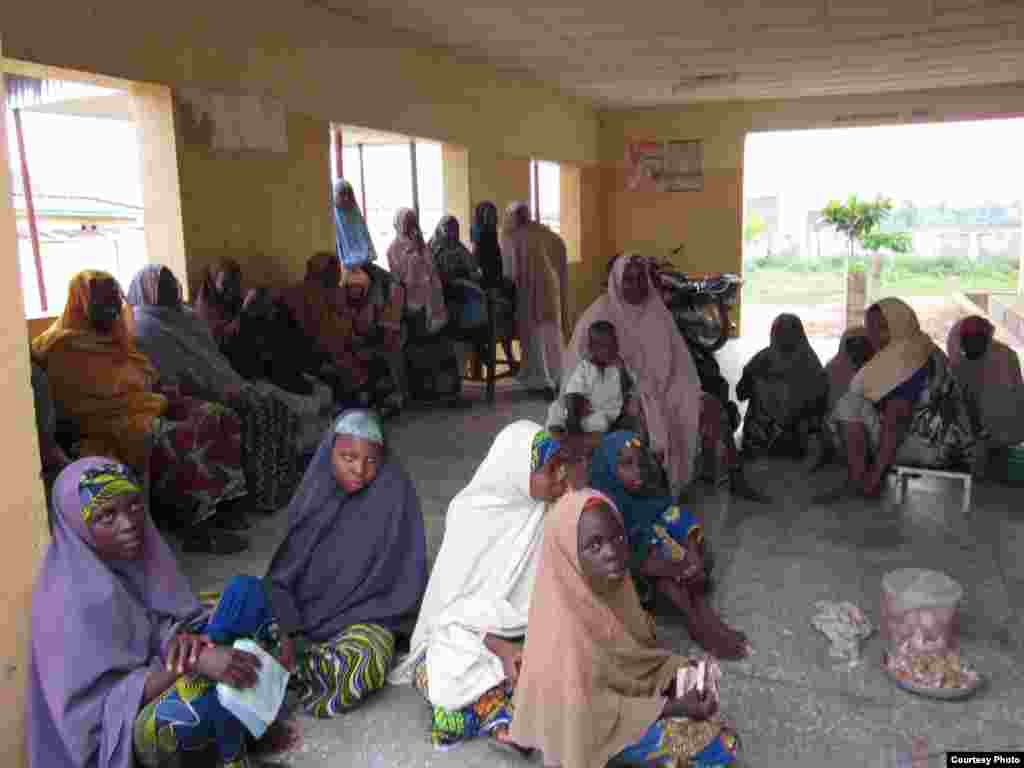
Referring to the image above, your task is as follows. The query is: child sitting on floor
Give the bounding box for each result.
[548,320,640,440]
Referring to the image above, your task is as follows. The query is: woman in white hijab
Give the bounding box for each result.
[389,421,568,751]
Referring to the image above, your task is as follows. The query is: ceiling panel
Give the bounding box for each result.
[316,0,1024,106]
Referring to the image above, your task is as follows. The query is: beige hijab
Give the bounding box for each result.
[500,202,566,333]
[854,298,933,403]
[510,489,685,768]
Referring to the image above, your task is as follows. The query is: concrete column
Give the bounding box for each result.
[130,83,189,298]
[0,39,51,768]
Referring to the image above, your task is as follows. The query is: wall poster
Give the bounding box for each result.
[625,139,703,192]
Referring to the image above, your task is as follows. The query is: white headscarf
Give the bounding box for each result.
[389,420,550,709]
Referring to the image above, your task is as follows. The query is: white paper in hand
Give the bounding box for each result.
[215,639,290,738]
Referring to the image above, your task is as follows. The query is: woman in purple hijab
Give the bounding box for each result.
[268,410,428,718]
[27,458,264,768]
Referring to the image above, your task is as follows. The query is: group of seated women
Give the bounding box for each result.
[26,191,533,552]
[33,411,744,768]
[30,241,1015,768]
[551,252,997,508]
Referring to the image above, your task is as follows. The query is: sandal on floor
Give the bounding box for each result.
[181,529,249,555]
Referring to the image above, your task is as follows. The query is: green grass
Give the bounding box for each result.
[743,268,1016,305]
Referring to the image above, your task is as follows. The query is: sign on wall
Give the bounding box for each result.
[625,140,703,192]
[177,87,289,154]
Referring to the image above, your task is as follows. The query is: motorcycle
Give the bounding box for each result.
[644,246,742,352]
[643,247,743,430]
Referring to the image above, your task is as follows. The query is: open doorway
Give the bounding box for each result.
[742,119,1024,359]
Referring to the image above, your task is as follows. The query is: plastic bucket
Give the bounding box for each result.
[881,569,963,657]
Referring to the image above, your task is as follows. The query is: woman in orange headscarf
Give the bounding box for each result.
[32,270,251,554]
[283,252,369,396]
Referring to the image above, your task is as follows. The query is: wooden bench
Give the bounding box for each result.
[892,465,973,515]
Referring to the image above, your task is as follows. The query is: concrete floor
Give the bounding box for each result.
[177,338,1024,768]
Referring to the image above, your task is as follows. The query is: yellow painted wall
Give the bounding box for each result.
[441,144,471,242]
[3,0,599,166]
[468,153,531,222]
[0,36,50,768]
[174,107,335,292]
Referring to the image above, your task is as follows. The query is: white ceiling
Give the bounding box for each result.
[319,0,1024,107]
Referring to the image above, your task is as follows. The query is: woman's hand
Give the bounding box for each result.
[165,632,213,675]
[195,646,262,689]
[278,636,298,674]
[499,645,524,688]
[484,635,523,687]
[676,547,705,587]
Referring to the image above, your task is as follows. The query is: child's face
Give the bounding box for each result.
[588,331,618,368]
[89,493,146,561]
[615,444,646,494]
[332,435,382,494]
[577,501,629,588]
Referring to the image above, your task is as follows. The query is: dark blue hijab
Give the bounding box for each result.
[589,431,675,565]
[267,412,428,641]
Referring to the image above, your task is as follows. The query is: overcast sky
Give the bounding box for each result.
[745,117,1024,208]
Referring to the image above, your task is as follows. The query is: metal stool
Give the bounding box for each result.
[893,465,972,515]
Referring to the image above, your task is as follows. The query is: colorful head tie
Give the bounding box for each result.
[78,463,142,524]
[530,430,562,473]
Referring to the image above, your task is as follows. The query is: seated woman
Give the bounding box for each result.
[508,489,740,768]
[812,327,874,472]
[127,265,302,510]
[567,253,768,502]
[32,270,250,554]
[222,287,324,395]
[27,459,267,768]
[471,200,517,372]
[387,208,462,402]
[194,258,244,348]
[590,431,749,659]
[267,410,428,718]
[340,267,407,413]
[737,313,828,460]
[282,252,369,399]
[389,422,568,750]
[816,298,983,502]
[948,315,1024,477]
[430,214,488,378]
[826,326,875,413]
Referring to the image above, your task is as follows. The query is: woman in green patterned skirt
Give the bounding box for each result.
[267,410,428,717]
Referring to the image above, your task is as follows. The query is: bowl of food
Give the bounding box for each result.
[882,650,984,701]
